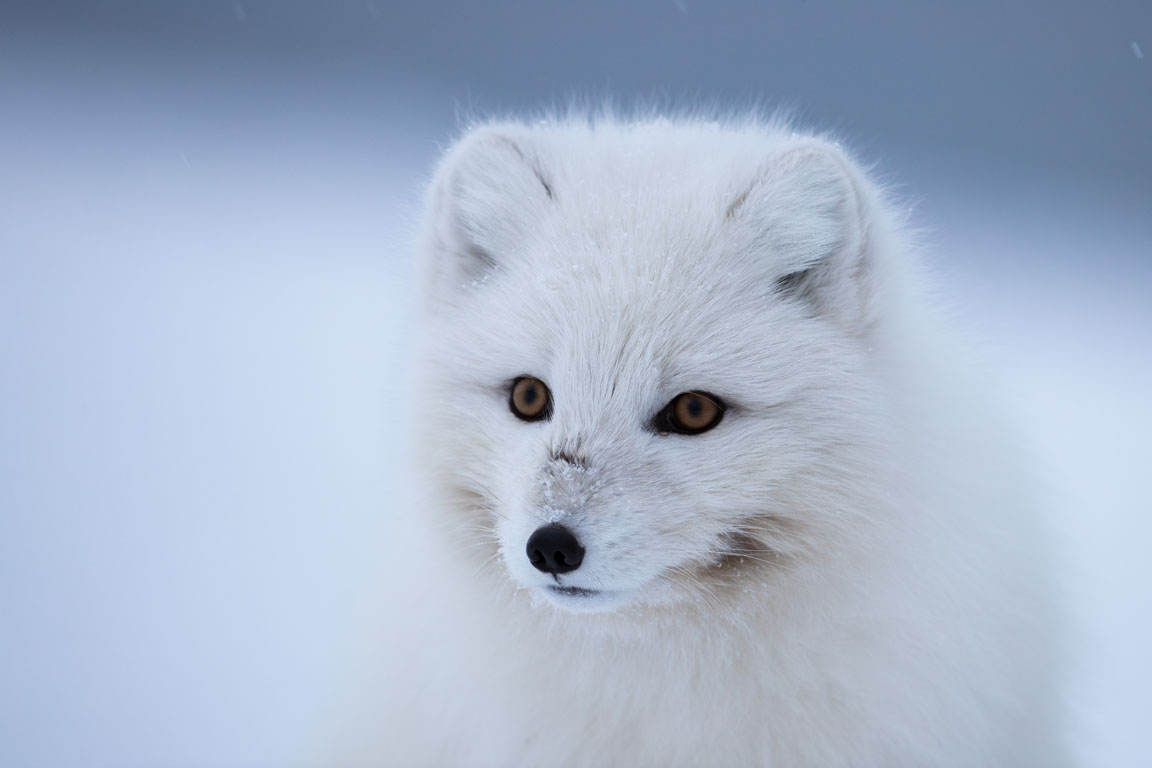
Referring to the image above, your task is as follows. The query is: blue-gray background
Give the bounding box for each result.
[1,1,1149,765]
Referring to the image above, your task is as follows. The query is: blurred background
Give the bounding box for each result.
[1,1,1149,765]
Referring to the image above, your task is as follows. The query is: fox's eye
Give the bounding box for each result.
[657,391,724,435]
[510,376,552,422]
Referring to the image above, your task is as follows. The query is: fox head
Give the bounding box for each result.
[415,119,902,614]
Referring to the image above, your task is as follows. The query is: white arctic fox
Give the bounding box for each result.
[337,116,1066,766]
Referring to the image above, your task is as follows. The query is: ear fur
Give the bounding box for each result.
[726,139,875,332]
[423,126,555,292]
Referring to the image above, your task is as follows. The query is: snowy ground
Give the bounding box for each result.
[1,4,1150,766]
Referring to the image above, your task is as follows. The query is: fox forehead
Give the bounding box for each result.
[456,264,821,418]
[463,203,788,369]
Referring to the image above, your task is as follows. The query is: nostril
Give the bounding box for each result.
[525,524,585,575]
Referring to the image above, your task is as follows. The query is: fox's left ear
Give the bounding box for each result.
[726,139,877,332]
[421,125,555,295]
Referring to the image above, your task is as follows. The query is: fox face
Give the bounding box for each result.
[417,120,892,613]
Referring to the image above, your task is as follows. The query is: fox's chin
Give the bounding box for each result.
[534,584,630,613]
[528,575,694,614]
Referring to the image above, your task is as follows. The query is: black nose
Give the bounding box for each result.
[526,524,585,575]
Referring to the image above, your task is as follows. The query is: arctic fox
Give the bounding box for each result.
[343,116,1065,766]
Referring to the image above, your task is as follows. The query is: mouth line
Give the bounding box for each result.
[548,585,600,598]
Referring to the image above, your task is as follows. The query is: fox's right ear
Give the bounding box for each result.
[421,126,555,293]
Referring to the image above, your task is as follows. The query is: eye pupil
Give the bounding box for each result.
[687,398,702,417]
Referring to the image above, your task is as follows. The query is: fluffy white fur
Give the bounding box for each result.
[336,115,1065,766]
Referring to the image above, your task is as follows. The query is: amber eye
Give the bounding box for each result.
[658,391,724,435]
[509,377,552,421]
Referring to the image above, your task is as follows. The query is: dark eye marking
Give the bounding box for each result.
[652,391,725,435]
[509,376,553,422]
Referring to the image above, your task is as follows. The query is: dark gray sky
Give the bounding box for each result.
[3,0,1150,186]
